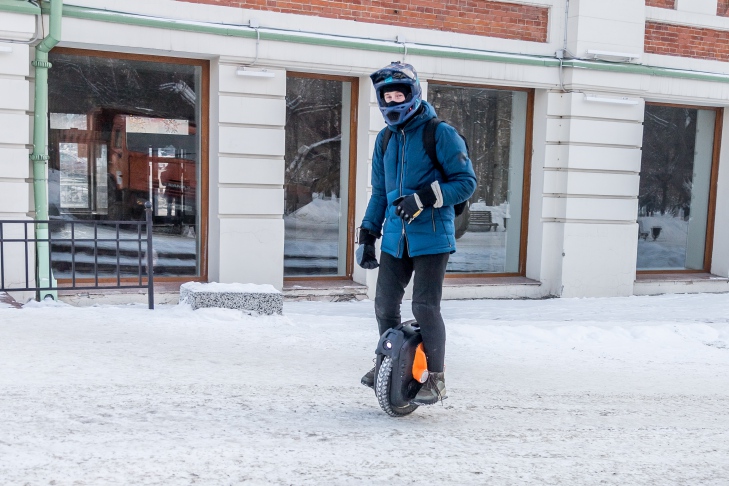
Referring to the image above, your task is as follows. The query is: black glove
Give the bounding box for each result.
[392,185,438,223]
[356,228,379,270]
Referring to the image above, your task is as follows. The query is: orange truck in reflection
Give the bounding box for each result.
[109,114,197,223]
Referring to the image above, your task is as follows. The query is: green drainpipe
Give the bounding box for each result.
[31,0,62,301]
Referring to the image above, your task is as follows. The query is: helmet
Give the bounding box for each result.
[370,62,422,127]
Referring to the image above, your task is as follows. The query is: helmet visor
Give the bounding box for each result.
[371,65,417,85]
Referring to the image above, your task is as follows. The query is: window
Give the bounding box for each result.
[283,74,358,278]
[637,104,720,271]
[48,50,208,279]
[427,83,532,275]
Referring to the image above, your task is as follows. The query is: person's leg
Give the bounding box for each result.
[374,251,413,336]
[410,252,449,372]
[361,250,413,388]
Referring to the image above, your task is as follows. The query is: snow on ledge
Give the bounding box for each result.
[180,282,280,294]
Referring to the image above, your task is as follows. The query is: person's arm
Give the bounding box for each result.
[392,124,477,222]
[357,129,388,268]
[432,123,477,207]
[360,129,388,234]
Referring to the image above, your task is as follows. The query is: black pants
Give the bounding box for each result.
[375,247,449,372]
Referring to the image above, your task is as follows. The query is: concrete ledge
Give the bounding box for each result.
[634,273,729,296]
[180,282,283,315]
[283,279,368,302]
[442,276,546,300]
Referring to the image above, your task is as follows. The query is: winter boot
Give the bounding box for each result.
[411,372,447,405]
[361,366,376,389]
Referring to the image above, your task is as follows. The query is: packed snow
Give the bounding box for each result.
[1,293,729,485]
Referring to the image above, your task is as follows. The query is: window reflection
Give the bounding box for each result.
[428,85,528,274]
[284,76,352,277]
[48,53,203,278]
[637,105,716,271]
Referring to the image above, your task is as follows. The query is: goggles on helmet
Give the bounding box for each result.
[370,62,422,127]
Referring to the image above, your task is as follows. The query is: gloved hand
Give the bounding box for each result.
[356,228,379,270]
[392,185,438,224]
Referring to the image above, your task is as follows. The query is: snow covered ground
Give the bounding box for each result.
[2,293,729,485]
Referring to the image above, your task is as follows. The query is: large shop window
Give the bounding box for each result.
[427,83,531,275]
[637,104,720,272]
[284,74,358,277]
[48,50,208,279]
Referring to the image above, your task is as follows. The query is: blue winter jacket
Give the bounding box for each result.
[361,101,477,258]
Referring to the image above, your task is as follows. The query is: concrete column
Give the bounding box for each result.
[566,0,644,60]
[213,62,286,289]
[541,92,644,297]
[0,12,36,299]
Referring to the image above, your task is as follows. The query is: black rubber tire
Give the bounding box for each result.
[375,356,419,417]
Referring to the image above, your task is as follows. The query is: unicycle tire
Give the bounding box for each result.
[375,356,419,417]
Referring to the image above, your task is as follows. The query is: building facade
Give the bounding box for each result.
[2,0,729,303]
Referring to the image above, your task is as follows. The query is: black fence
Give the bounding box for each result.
[0,203,154,309]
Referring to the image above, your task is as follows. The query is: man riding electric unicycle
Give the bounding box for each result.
[357,62,477,416]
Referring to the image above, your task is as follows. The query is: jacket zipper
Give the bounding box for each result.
[398,129,407,258]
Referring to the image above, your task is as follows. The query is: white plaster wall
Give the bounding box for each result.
[541,91,643,297]
[0,25,35,301]
[568,0,645,59]
[213,62,286,289]
[675,0,717,16]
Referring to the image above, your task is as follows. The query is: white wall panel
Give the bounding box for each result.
[219,218,284,288]
[218,187,284,215]
[675,0,717,15]
[547,92,644,121]
[544,145,642,172]
[0,79,30,111]
[218,65,286,95]
[543,171,640,197]
[219,96,286,126]
[546,118,643,147]
[560,222,637,297]
[543,196,638,221]
[0,148,30,179]
[0,181,30,213]
[0,113,29,145]
[219,126,285,156]
[218,157,284,185]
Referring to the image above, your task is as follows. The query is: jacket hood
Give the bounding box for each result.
[387,100,437,133]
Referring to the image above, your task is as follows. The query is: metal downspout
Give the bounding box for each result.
[31,0,62,301]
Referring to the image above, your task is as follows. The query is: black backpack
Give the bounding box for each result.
[381,118,469,216]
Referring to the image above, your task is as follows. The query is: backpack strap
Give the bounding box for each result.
[380,127,393,157]
[423,118,447,180]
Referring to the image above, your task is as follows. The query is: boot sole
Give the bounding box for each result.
[410,395,448,406]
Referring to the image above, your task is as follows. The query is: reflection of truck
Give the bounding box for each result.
[109,114,197,223]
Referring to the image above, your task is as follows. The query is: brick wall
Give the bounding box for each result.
[177,0,549,43]
[645,21,729,61]
[646,0,675,8]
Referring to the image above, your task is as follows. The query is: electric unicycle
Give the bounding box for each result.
[374,319,430,417]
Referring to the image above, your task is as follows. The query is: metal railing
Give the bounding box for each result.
[0,203,154,309]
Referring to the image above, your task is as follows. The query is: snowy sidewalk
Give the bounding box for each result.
[1,294,729,485]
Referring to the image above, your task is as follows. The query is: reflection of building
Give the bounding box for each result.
[3,0,729,303]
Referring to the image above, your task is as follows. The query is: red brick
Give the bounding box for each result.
[176,0,549,42]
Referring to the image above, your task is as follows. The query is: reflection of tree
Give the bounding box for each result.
[430,87,513,206]
[49,53,198,120]
[284,78,343,215]
[640,107,696,216]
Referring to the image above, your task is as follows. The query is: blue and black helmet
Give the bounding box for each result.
[370,61,422,127]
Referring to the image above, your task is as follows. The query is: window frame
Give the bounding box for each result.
[426,80,534,278]
[283,71,360,282]
[637,101,723,275]
[50,47,210,285]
